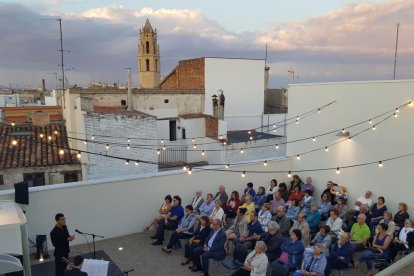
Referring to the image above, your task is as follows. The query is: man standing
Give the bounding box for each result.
[50,213,75,276]
[63,255,88,276]
[214,185,228,207]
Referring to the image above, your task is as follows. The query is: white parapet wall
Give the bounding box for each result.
[0,158,292,246]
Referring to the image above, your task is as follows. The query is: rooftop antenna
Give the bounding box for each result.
[393,23,400,80]
[265,44,268,67]
[288,68,295,81]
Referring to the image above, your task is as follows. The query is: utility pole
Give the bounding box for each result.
[58,18,65,91]
[288,68,295,81]
[393,23,400,80]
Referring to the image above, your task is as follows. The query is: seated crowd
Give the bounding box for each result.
[144,175,413,276]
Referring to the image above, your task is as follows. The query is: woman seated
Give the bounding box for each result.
[257,203,272,232]
[181,215,211,267]
[326,208,343,241]
[390,219,414,261]
[394,202,410,229]
[278,182,289,202]
[295,244,327,276]
[331,185,348,204]
[231,241,268,276]
[224,191,242,221]
[239,196,255,223]
[355,223,392,276]
[225,208,248,252]
[144,195,172,231]
[376,211,396,236]
[163,205,196,253]
[266,179,278,202]
[369,196,387,231]
[318,192,332,221]
[288,186,303,204]
[334,197,348,229]
[209,200,224,223]
[253,186,267,210]
[299,189,314,213]
[310,225,331,256]
[286,199,301,222]
[271,229,305,272]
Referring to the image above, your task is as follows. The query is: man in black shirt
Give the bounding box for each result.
[63,255,88,276]
[50,213,75,276]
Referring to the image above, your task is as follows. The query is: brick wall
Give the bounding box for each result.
[205,116,218,138]
[84,113,158,180]
[160,58,205,89]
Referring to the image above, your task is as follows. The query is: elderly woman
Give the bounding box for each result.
[286,199,301,222]
[231,241,269,276]
[257,203,272,232]
[288,186,303,204]
[376,211,396,236]
[163,205,196,253]
[209,200,224,222]
[369,196,387,231]
[326,208,343,240]
[310,225,331,256]
[240,196,255,223]
[318,192,332,220]
[272,229,305,272]
[190,190,204,215]
[182,215,211,267]
[144,194,172,231]
[299,189,314,213]
[390,219,414,261]
[394,202,410,228]
[296,244,327,276]
[355,223,392,276]
[334,197,348,229]
[225,208,248,252]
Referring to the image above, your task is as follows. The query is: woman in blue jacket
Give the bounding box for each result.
[272,229,305,272]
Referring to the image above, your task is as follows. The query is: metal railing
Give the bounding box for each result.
[158,145,187,165]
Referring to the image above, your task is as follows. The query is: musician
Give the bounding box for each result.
[50,213,75,276]
[63,255,88,276]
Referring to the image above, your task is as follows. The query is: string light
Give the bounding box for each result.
[287,171,292,178]
[162,145,166,150]
[369,119,372,124]
[225,164,229,169]
[11,122,15,126]
[193,144,197,149]
[202,150,205,156]
[336,167,340,174]
[342,129,345,133]
[192,138,195,143]
[106,144,109,150]
[263,160,268,166]
[273,129,277,133]
[12,140,17,146]
[296,119,299,124]
[48,136,52,141]
[275,144,279,150]
[273,124,276,128]
[409,101,413,106]
[128,138,131,143]
[157,149,160,155]
[135,161,139,166]
[39,133,44,138]
[248,131,251,135]
[249,136,253,140]
[312,137,316,142]
[91,135,94,140]
[223,141,227,145]
[182,166,187,171]
[84,140,87,145]
[296,155,301,160]
[59,149,64,155]
[219,135,223,140]
[240,148,244,154]
[317,108,320,114]
[127,144,131,150]
[161,139,164,144]
[125,160,129,165]
[372,125,376,131]
[396,108,400,113]
[325,146,329,152]
[378,161,383,168]
[394,113,398,118]
[188,167,192,175]
[241,171,246,178]
[77,152,81,159]
[348,137,352,142]
[54,131,59,135]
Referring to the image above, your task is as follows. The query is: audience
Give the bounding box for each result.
[241,182,256,202]
[225,208,248,252]
[350,214,371,252]
[270,191,285,216]
[266,179,278,202]
[274,206,291,238]
[326,208,343,240]
[306,202,322,234]
[182,215,211,267]
[257,203,272,232]
[298,244,327,276]
[272,229,305,273]
[317,192,332,220]
[288,186,303,204]
[162,205,196,253]
[299,189,314,213]
[310,225,331,256]
[369,196,387,231]
[239,212,264,249]
[190,218,227,275]
[224,191,242,222]
[239,195,255,223]
[253,186,267,210]
[390,219,414,261]
[278,183,289,202]
[355,223,391,276]
[152,195,184,246]
[325,232,353,276]
[289,175,304,193]
[231,241,268,276]
[394,202,410,228]
[301,177,315,194]
[286,199,301,222]
[199,193,215,216]
[144,194,173,232]
[190,191,204,215]
[291,212,310,247]
[260,221,284,262]
[214,185,229,207]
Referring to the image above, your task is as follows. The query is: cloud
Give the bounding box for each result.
[0,1,413,89]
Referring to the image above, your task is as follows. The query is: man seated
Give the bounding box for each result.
[273,206,291,238]
[239,212,264,249]
[241,182,256,203]
[190,190,204,215]
[306,202,322,234]
[347,191,372,227]
[213,185,228,207]
[322,181,338,205]
[291,212,310,247]
[324,232,354,276]
[301,177,315,194]
[269,191,285,216]
[199,193,215,216]
[63,255,88,276]
[350,214,371,252]
[191,219,227,276]
[351,204,372,227]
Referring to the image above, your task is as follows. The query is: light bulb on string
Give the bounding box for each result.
[135,161,139,166]
[369,119,372,124]
[106,144,109,150]
[11,122,15,126]
[249,136,253,140]
[325,146,329,152]
[372,125,376,131]
[192,138,195,143]
[263,160,268,166]
[202,150,205,156]
[193,144,197,149]
[162,145,166,150]
[161,139,164,144]
[336,167,340,174]
[342,129,345,134]
[59,149,64,155]
[219,135,223,140]
[312,137,316,142]
[128,138,131,143]
[39,133,44,138]
[127,144,131,150]
[225,164,229,169]
[240,148,244,154]
[77,152,81,159]
[296,155,301,160]
[275,144,279,150]
[317,108,321,114]
[273,129,277,133]
[12,140,17,146]
[273,124,276,128]
[125,160,129,165]
[396,108,400,113]
[48,136,52,141]
[248,131,251,135]
[378,161,383,168]
[188,167,192,175]
[409,101,413,107]
[183,166,187,171]
[394,113,398,118]
[157,149,160,155]
[223,141,227,145]
[91,135,94,140]
[287,171,292,178]
[296,119,299,124]
[348,137,352,142]
[241,171,246,178]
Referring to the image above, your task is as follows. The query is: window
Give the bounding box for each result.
[64,172,79,183]
[146,41,150,54]
[182,128,186,139]
[155,59,158,72]
[121,100,127,106]
[23,173,45,187]
[164,99,169,103]
[169,120,177,141]
[0,175,4,185]
[146,59,150,71]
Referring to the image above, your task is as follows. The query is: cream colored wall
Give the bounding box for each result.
[287,80,414,214]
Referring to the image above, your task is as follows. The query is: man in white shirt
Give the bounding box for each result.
[354,191,373,211]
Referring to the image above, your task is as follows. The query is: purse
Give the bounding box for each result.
[279,252,289,264]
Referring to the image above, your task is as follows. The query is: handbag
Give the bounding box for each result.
[279,252,289,264]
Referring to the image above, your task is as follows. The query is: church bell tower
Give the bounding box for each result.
[138,19,161,88]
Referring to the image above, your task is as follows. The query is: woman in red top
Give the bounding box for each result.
[223,191,242,223]
[288,186,303,203]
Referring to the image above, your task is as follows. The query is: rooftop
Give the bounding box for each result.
[91,106,154,117]
[226,131,282,144]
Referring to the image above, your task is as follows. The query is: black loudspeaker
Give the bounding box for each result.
[14,182,29,205]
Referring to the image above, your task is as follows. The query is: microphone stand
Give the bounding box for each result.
[78,230,104,259]
[116,269,134,276]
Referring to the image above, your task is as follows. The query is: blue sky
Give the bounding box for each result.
[0,0,413,88]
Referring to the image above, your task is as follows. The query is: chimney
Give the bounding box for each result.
[127,68,133,111]
[264,66,270,91]
[212,95,218,118]
[42,79,46,92]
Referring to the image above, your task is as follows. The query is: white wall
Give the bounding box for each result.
[0,159,292,246]
[287,80,414,214]
[225,114,287,135]
[204,58,265,118]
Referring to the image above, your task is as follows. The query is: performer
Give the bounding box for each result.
[50,213,75,276]
[63,255,88,276]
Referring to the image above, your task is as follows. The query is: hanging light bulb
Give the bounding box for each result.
[127,144,131,150]
[263,160,268,166]
[295,119,299,124]
[273,129,277,133]
[219,135,223,140]
[223,141,227,145]
[287,171,292,178]
[48,136,52,141]
[369,119,372,124]
[39,133,44,138]
[296,155,301,160]
[248,131,251,135]
[325,146,329,152]
[193,144,197,149]
[128,138,131,143]
[77,152,81,159]
[59,149,64,155]
[135,161,139,166]
[240,148,244,154]
[342,128,345,133]
[317,108,321,114]
[192,138,195,143]
[12,139,18,146]
[273,124,276,128]
[249,136,253,140]
[161,139,164,144]
[409,101,413,106]
[183,166,187,171]
[225,164,229,169]
[106,144,109,150]
[336,167,340,174]
[91,135,95,140]
[83,139,87,144]
[125,160,129,165]
[241,171,246,178]
[202,150,205,156]
[157,149,160,155]
[312,137,316,142]
[11,121,15,126]
[394,113,398,118]
[275,144,279,150]
[162,145,166,150]
[348,137,352,142]
[188,167,192,175]
[378,161,383,168]
[396,108,400,113]
[372,125,376,131]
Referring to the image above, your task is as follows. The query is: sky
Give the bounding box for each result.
[0,0,413,89]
